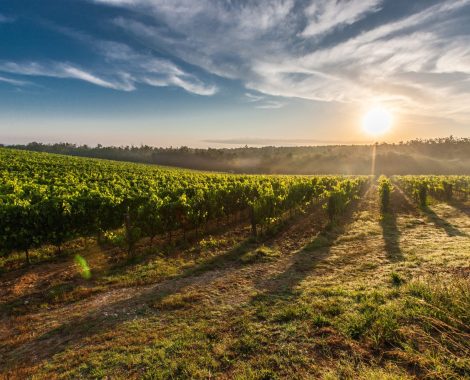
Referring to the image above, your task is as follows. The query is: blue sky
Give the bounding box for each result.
[0,0,469,147]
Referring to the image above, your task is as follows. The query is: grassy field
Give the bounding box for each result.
[1,183,469,379]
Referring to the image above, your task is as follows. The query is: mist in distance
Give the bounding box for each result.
[6,137,470,175]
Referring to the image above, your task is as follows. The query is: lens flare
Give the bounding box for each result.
[74,254,91,279]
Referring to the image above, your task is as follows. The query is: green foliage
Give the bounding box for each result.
[102,231,126,247]
[0,148,369,258]
[378,175,393,213]
[324,178,367,222]
[394,175,470,206]
[417,182,428,207]
[311,313,331,327]
[273,303,311,323]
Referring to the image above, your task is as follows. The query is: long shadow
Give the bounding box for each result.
[391,184,420,216]
[448,199,470,218]
[0,238,256,369]
[0,281,89,317]
[253,229,339,299]
[380,188,404,262]
[103,214,251,272]
[393,184,467,237]
[251,192,363,300]
[380,212,402,262]
[0,221,252,318]
[0,206,323,368]
[422,206,467,237]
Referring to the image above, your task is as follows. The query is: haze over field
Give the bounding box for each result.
[10,137,470,174]
[1,0,470,146]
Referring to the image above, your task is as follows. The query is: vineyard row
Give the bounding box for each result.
[0,148,367,263]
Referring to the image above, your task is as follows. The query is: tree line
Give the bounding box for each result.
[4,136,470,175]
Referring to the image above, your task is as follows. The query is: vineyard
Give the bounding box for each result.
[0,148,367,264]
[394,175,470,207]
[1,148,470,379]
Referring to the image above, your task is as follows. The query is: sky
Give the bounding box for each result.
[0,0,469,147]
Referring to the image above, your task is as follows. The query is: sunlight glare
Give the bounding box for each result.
[362,106,392,136]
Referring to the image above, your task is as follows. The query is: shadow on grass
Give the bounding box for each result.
[0,221,251,318]
[448,199,470,218]
[254,228,338,298]
[102,216,250,274]
[422,206,467,237]
[393,184,467,238]
[380,212,403,262]
[0,281,100,317]
[251,192,363,299]
[0,208,322,369]
[0,238,256,370]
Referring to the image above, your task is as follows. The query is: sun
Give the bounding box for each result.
[362,106,392,136]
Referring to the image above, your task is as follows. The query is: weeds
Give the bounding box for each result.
[240,246,281,264]
[339,276,470,377]
[390,272,404,286]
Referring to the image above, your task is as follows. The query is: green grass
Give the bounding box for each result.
[2,188,469,379]
[30,275,468,379]
[240,246,281,264]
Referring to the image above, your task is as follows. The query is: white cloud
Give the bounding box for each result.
[0,75,29,86]
[105,0,467,104]
[0,29,218,95]
[89,0,470,120]
[94,41,218,95]
[435,36,470,74]
[245,93,265,103]
[255,100,286,110]
[168,76,217,96]
[15,0,470,121]
[0,61,134,90]
[62,66,134,90]
[244,92,286,109]
[94,0,294,34]
[302,0,382,37]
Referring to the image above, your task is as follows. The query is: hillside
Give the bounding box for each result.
[0,149,469,379]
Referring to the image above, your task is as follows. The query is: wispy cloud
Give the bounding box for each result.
[3,0,470,125]
[245,93,265,103]
[0,61,134,90]
[96,40,217,95]
[0,75,29,86]
[92,0,470,123]
[0,57,217,95]
[301,0,382,37]
[1,20,217,95]
[244,92,286,109]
